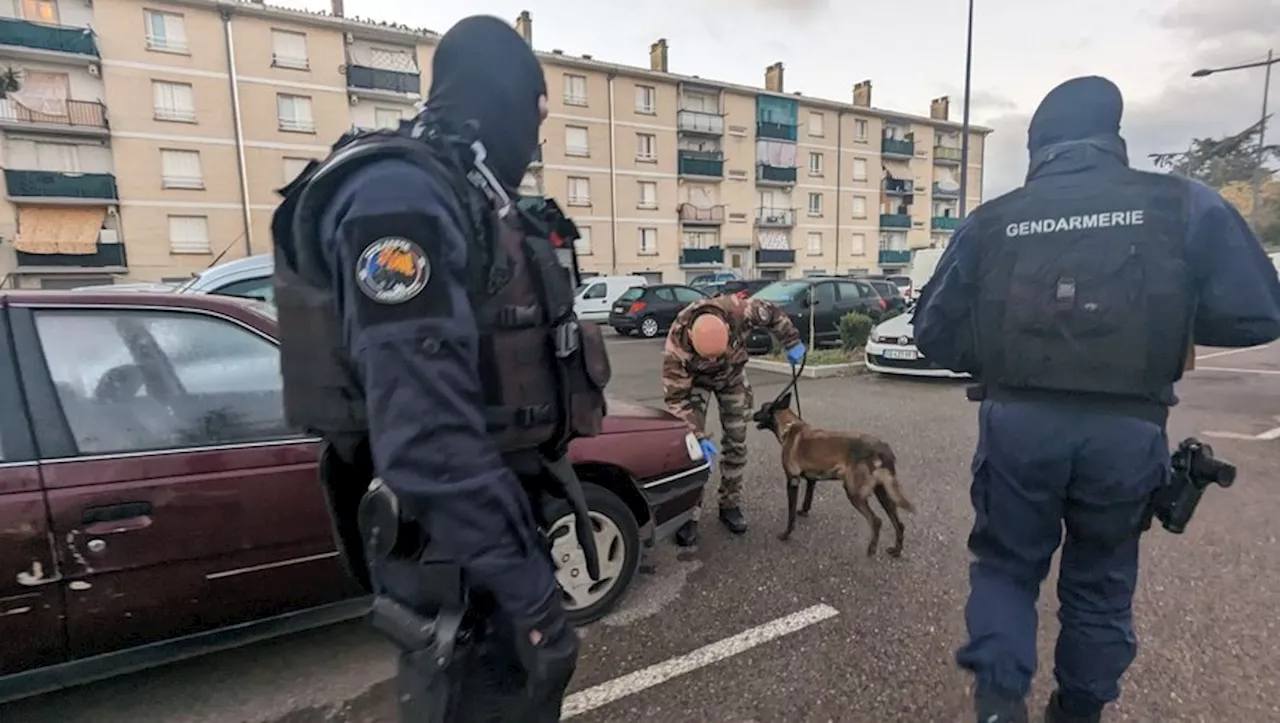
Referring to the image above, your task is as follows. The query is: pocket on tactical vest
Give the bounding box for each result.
[569,321,611,438]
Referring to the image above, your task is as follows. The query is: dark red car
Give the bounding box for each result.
[0,290,708,702]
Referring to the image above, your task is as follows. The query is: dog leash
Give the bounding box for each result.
[772,352,807,417]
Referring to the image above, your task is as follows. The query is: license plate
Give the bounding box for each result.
[882,349,918,360]
[612,306,625,313]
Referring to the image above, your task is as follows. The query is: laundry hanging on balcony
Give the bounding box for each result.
[12,71,69,118]
[756,140,797,167]
[13,205,106,255]
[348,46,419,73]
[757,230,790,250]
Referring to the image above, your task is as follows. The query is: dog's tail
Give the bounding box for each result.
[872,464,916,514]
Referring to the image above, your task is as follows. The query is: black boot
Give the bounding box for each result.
[675,520,699,547]
[975,693,1028,723]
[1043,692,1101,723]
[718,506,748,534]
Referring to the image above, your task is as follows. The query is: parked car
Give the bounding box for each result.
[688,271,740,288]
[608,284,709,338]
[882,274,912,300]
[864,310,970,378]
[574,275,648,322]
[0,290,709,702]
[863,277,909,313]
[714,279,774,300]
[74,254,275,302]
[744,277,887,354]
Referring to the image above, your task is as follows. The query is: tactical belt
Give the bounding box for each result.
[485,404,558,428]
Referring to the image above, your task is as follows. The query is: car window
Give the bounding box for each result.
[653,287,676,302]
[582,283,606,299]
[617,287,645,303]
[213,276,274,303]
[752,281,810,303]
[811,282,837,306]
[886,275,911,287]
[836,282,865,301]
[33,309,293,456]
[673,286,705,303]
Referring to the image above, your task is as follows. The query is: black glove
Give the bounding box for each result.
[510,590,579,708]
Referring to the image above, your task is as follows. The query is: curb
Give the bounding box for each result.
[746,358,866,379]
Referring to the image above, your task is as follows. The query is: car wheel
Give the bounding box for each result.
[545,482,641,626]
[638,316,660,338]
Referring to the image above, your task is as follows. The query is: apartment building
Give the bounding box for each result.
[0,3,989,289]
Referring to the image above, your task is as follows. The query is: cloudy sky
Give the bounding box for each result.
[279,0,1278,200]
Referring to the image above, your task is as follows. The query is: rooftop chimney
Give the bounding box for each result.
[765,62,784,93]
[330,0,342,16]
[650,38,668,72]
[930,96,950,121]
[852,80,872,108]
[515,10,532,45]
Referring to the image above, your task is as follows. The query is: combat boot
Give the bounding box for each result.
[718,506,748,534]
[675,520,698,547]
[975,693,1028,723]
[1043,692,1101,723]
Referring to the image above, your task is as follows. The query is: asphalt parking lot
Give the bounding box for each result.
[4,333,1278,723]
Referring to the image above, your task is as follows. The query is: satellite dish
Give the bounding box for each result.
[936,178,960,192]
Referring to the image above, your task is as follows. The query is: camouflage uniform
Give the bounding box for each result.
[661,295,802,517]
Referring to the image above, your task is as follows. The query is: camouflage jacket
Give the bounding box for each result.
[661,295,802,437]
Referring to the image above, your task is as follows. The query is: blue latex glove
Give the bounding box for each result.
[786,342,807,366]
[699,439,718,467]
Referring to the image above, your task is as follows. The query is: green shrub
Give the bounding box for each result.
[838,313,874,351]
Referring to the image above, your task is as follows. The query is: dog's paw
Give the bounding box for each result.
[796,509,810,518]
[887,547,903,558]
[777,531,792,542]
[865,546,877,558]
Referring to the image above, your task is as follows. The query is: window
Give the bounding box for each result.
[576,226,592,255]
[637,181,657,209]
[160,149,204,189]
[808,152,823,176]
[168,214,211,254]
[374,107,403,129]
[213,277,274,303]
[851,195,867,218]
[807,193,822,217]
[850,233,866,255]
[34,142,79,172]
[277,94,314,133]
[636,133,656,161]
[152,81,196,122]
[807,231,822,255]
[812,282,836,307]
[852,158,868,182]
[565,125,589,156]
[673,287,705,304]
[879,232,908,250]
[638,227,658,254]
[853,119,869,142]
[635,85,656,114]
[270,29,309,69]
[369,47,417,72]
[563,74,588,105]
[283,157,310,184]
[582,283,607,299]
[682,230,716,249]
[567,176,590,206]
[21,0,57,23]
[145,10,188,53]
[34,309,292,455]
[808,111,825,137]
[837,281,871,302]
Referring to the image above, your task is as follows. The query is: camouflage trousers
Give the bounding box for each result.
[688,374,754,518]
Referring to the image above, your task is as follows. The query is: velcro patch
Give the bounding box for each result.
[356,236,431,304]
[341,213,454,327]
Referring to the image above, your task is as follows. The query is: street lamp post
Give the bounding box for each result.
[957,0,974,219]
[1192,49,1276,226]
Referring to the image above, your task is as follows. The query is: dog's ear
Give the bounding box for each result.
[777,391,792,410]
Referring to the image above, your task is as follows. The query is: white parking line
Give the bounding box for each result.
[1194,366,1280,375]
[1196,344,1273,361]
[561,603,840,719]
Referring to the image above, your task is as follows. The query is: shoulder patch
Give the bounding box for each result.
[355,236,431,304]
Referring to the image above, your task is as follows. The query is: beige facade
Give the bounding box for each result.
[0,2,990,289]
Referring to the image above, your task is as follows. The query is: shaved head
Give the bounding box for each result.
[689,313,729,358]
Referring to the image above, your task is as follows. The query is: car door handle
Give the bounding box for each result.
[81,501,154,535]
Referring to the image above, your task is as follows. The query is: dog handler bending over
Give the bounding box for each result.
[914,76,1280,723]
[661,294,806,545]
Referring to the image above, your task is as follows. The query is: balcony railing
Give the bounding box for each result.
[883,178,914,195]
[879,213,911,229]
[680,247,724,265]
[5,170,118,200]
[931,182,959,197]
[346,64,421,94]
[933,145,963,163]
[878,249,911,265]
[755,207,795,227]
[756,164,797,185]
[678,203,725,224]
[931,216,959,230]
[755,248,795,265]
[678,150,724,178]
[17,242,126,268]
[677,109,724,135]
[0,17,98,56]
[881,138,915,157]
[756,120,797,141]
[0,98,107,131]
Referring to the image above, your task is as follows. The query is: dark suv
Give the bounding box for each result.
[745,277,886,354]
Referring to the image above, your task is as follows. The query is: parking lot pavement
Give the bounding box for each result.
[5,337,1277,723]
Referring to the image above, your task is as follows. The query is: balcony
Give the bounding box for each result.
[0,17,98,57]
[755,248,795,265]
[878,249,911,266]
[756,120,798,142]
[346,64,421,95]
[934,145,963,164]
[17,242,126,269]
[0,99,108,135]
[883,178,914,195]
[882,138,915,158]
[755,207,795,227]
[931,216,959,230]
[879,213,911,229]
[678,150,724,178]
[5,170,118,201]
[756,164,797,185]
[677,109,724,135]
[678,203,725,225]
[931,182,959,197]
[680,247,724,266]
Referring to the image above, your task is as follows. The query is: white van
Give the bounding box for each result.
[574,275,647,322]
[907,248,946,300]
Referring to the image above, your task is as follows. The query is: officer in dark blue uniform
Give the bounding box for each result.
[914,76,1280,723]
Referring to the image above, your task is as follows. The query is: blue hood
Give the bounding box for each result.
[1025,76,1129,181]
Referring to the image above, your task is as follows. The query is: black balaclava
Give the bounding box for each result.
[1026,75,1123,153]
[425,16,547,190]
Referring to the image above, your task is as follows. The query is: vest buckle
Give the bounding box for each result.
[553,320,580,359]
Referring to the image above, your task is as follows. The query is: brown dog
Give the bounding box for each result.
[753,391,915,556]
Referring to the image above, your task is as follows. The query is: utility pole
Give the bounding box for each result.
[1192,49,1277,226]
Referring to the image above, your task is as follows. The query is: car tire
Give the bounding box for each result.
[638,315,661,338]
[543,482,642,626]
